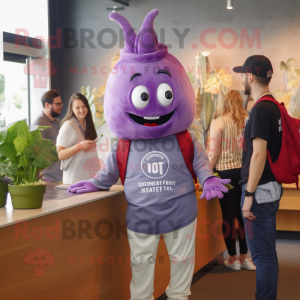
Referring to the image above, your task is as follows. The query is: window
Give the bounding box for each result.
[0,0,49,127]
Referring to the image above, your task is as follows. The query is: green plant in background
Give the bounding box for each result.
[274,58,300,120]
[0,120,58,185]
[0,74,5,103]
[195,52,232,149]
[81,52,121,131]
[13,93,23,109]
[81,86,106,129]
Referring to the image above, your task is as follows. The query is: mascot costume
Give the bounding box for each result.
[69,9,230,300]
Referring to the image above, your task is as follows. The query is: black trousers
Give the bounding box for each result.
[218,168,248,256]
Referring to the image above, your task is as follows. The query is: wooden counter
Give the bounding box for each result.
[0,186,225,300]
[277,178,300,231]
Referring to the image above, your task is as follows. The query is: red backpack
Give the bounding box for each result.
[116,130,197,185]
[253,96,300,188]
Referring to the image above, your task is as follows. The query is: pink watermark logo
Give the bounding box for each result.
[24,56,57,88]
[15,27,262,50]
[83,156,106,177]
[23,246,56,277]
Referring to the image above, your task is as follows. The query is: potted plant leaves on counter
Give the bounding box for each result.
[0,120,58,209]
[0,175,10,207]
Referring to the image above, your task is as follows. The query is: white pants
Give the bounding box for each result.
[127,219,197,300]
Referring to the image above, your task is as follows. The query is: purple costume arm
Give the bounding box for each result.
[68,141,120,194]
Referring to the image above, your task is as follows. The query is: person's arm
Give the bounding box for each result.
[57,141,95,160]
[68,142,120,194]
[242,138,267,220]
[208,119,223,168]
[56,124,95,160]
[242,106,270,220]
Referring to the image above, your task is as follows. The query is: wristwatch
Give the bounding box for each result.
[245,189,255,197]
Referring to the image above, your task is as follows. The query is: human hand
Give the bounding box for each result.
[242,196,256,220]
[68,180,100,194]
[78,140,96,152]
[200,177,231,201]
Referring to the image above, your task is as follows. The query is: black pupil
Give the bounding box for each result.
[165,90,172,99]
[140,92,149,101]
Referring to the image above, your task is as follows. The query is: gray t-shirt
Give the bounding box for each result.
[30,112,62,182]
[90,133,214,234]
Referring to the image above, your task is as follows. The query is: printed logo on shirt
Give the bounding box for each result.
[141,151,169,179]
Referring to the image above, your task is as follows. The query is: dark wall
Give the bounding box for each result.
[49,0,300,119]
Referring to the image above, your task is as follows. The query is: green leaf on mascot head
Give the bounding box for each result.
[24,139,58,170]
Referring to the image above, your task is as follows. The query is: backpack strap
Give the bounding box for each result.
[175,130,198,183]
[116,139,131,186]
[252,96,281,165]
[253,95,283,108]
[64,119,85,139]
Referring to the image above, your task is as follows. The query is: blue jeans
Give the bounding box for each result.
[240,183,283,300]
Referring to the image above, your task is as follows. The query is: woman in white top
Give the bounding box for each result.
[57,93,99,184]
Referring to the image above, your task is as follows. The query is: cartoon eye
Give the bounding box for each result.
[34,257,37,260]
[35,67,39,70]
[42,257,46,260]
[131,85,150,109]
[43,67,47,70]
[157,83,173,106]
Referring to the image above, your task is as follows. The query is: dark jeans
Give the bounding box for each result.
[218,168,248,256]
[241,183,283,300]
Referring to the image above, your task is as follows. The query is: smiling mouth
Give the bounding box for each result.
[128,110,175,127]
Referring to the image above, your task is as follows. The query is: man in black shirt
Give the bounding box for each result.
[233,55,283,300]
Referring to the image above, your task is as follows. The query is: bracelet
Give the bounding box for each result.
[245,189,255,197]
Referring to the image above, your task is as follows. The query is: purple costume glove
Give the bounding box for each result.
[200,177,231,201]
[68,180,100,194]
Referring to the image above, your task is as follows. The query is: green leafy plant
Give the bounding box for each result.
[81,86,106,129]
[0,120,58,186]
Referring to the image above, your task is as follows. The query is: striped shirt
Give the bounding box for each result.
[216,115,243,171]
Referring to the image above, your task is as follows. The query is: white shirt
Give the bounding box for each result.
[57,122,100,184]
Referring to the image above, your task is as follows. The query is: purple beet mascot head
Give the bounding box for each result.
[104,9,195,140]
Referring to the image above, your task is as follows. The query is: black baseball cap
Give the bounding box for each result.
[233,55,273,78]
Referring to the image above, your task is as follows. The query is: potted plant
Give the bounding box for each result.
[0,120,58,209]
[0,175,10,207]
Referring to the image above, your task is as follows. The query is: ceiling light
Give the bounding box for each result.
[227,0,233,9]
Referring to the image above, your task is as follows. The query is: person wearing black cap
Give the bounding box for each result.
[233,55,283,300]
